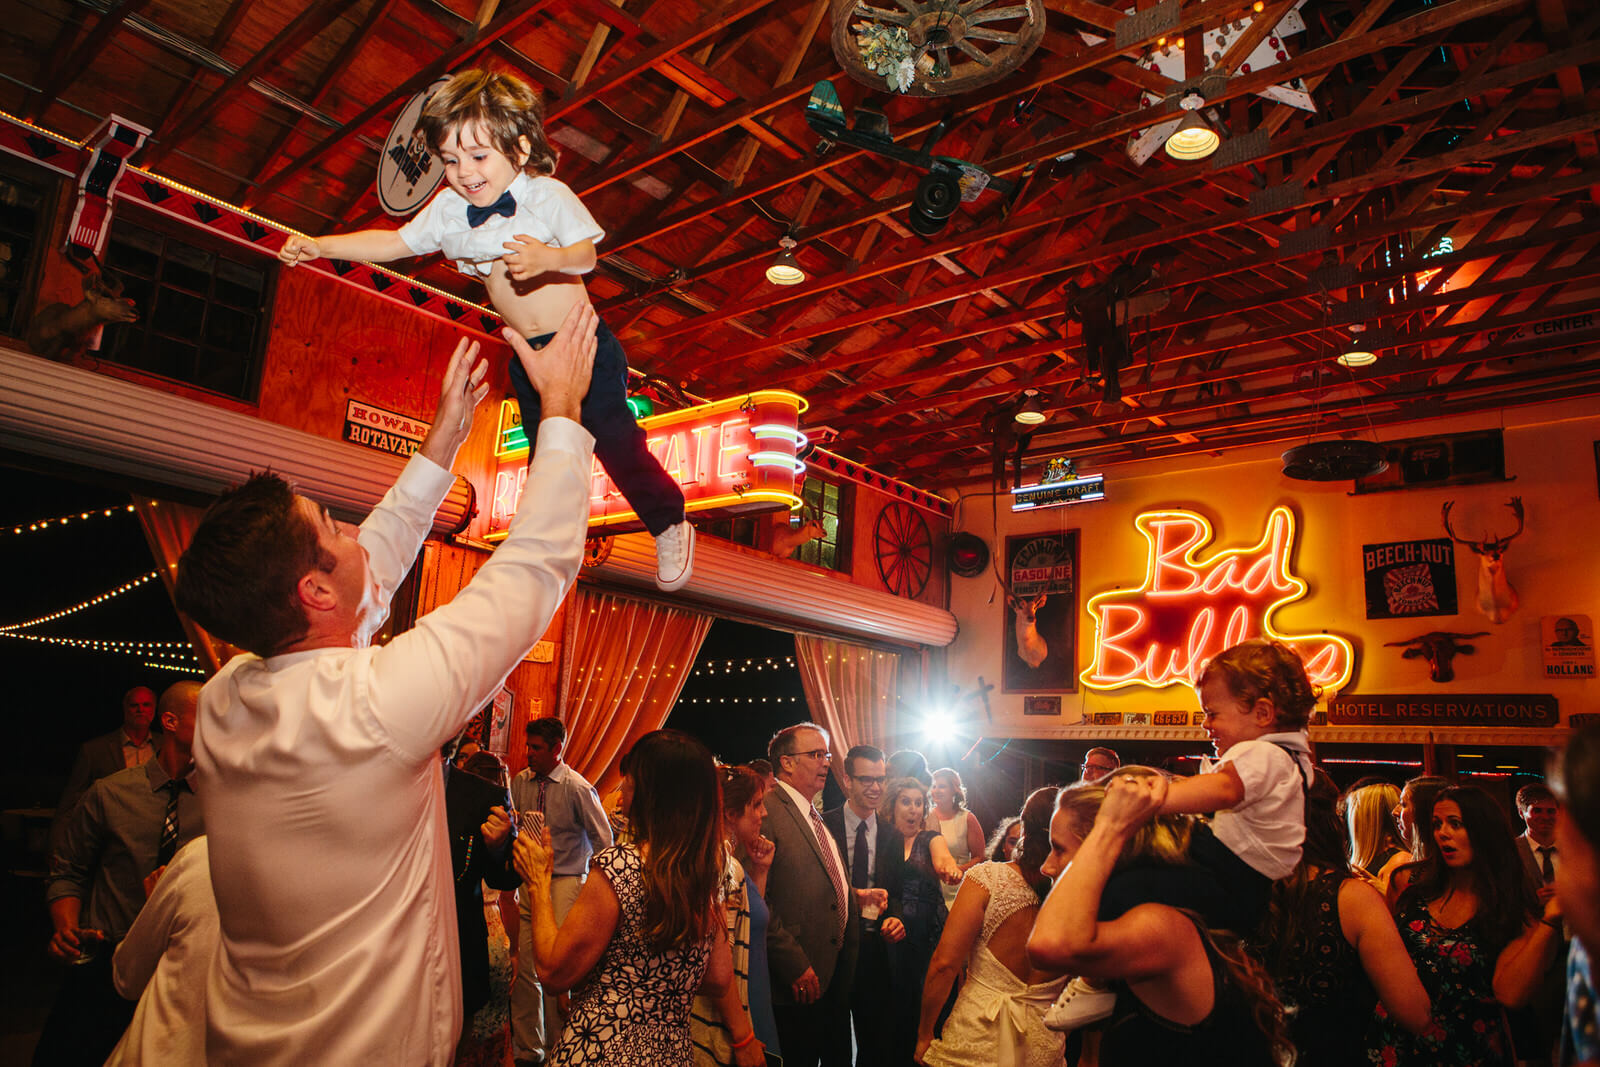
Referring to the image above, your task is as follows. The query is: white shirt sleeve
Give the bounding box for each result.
[396,187,459,256]
[361,417,595,762]
[353,452,458,646]
[530,178,605,247]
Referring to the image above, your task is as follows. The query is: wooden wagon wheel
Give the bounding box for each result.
[831,0,1047,97]
[873,502,933,598]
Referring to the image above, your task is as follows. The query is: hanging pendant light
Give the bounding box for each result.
[765,235,805,285]
[1165,92,1220,161]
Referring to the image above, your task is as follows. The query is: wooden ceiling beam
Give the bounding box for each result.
[545,0,780,121]
[25,0,156,122]
[245,0,556,210]
[844,246,1600,439]
[145,0,365,169]
[640,104,1600,373]
[613,18,1577,324]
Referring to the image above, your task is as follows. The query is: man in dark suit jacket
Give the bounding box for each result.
[823,744,906,1065]
[52,686,159,853]
[1511,782,1565,1062]
[763,723,859,1067]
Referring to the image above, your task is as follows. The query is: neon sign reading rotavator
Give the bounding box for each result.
[1080,506,1354,693]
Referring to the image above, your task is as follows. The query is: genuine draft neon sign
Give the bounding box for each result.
[485,390,808,540]
[1080,506,1354,693]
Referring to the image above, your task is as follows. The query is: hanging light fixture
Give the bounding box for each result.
[765,235,804,285]
[1337,323,1379,366]
[1013,391,1047,425]
[1165,92,1220,161]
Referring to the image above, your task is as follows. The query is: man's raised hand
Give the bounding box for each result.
[502,302,597,426]
[419,337,490,469]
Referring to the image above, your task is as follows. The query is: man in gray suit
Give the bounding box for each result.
[52,686,159,851]
[763,723,858,1067]
[1511,781,1565,1064]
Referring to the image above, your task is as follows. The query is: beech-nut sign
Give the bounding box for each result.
[1080,506,1354,693]
[486,390,808,540]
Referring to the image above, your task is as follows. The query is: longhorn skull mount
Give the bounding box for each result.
[1384,631,1491,683]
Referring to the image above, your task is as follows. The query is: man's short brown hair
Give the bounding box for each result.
[176,472,330,657]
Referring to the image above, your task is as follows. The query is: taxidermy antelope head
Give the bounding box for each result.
[1384,631,1490,683]
[771,506,826,558]
[1441,497,1524,624]
[1011,592,1049,668]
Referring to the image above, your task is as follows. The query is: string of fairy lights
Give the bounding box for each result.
[4,503,138,537]
[691,656,797,676]
[3,503,204,674]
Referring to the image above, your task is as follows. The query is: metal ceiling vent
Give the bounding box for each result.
[1281,439,1389,482]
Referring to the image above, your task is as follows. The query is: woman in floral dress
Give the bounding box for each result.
[513,730,756,1065]
[1370,785,1564,1065]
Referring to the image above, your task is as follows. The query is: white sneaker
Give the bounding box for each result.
[1043,976,1115,1032]
[654,521,694,591]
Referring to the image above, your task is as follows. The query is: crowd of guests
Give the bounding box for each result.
[21,317,1600,1067]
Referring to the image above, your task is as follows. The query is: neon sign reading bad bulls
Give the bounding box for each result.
[486,390,807,540]
[1080,506,1354,692]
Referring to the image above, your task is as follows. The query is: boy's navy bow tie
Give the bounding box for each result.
[466,190,516,228]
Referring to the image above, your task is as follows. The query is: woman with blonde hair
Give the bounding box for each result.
[928,767,986,907]
[1028,770,1293,1066]
[514,729,744,1065]
[1346,782,1408,894]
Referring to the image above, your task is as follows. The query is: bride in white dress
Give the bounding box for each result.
[915,788,1070,1067]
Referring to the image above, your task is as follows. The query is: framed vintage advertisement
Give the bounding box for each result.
[1002,531,1080,694]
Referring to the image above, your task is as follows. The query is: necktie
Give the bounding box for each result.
[159,780,183,865]
[536,775,550,815]
[852,820,870,890]
[466,189,516,228]
[1540,845,1556,883]
[808,804,848,934]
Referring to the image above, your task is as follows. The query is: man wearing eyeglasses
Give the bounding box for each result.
[1080,747,1121,783]
[824,744,905,1065]
[763,723,859,1067]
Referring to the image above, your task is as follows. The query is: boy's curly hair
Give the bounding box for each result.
[416,69,558,176]
[1198,638,1320,731]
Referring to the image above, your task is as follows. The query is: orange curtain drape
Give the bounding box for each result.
[133,496,240,675]
[794,634,905,781]
[558,586,713,798]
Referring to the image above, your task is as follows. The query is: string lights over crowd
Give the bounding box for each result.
[691,656,797,676]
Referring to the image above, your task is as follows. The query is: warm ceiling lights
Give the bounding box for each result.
[765,235,804,285]
[1165,92,1220,161]
[1014,391,1047,425]
[1337,323,1382,366]
[1337,347,1378,367]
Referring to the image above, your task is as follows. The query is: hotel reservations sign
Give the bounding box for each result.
[1329,695,1558,727]
[485,390,807,539]
[1081,506,1355,693]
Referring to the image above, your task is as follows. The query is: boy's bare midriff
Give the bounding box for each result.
[484,264,590,339]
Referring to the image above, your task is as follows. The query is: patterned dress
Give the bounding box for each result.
[1369,895,1513,1066]
[554,844,715,1066]
[454,884,514,1067]
[924,862,1066,1067]
[1257,868,1377,1067]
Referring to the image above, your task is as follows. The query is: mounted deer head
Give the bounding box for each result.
[26,257,138,361]
[1441,497,1524,624]
[1010,592,1049,668]
[1384,631,1490,683]
[771,506,826,558]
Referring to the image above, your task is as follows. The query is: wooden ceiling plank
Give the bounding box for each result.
[836,254,1600,438]
[545,0,780,120]
[621,13,1582,309]
[146,0,366,169]
[637,105,1600,364]
[145,0,265,184]
[727,0,830,185]
[24,0,156,122]
[246,0,557,209]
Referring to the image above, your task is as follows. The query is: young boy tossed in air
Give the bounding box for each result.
[1046,638,1317,1030]
[279,69,694,591]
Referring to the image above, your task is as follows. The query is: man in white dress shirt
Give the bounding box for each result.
[174,305,598,1066]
